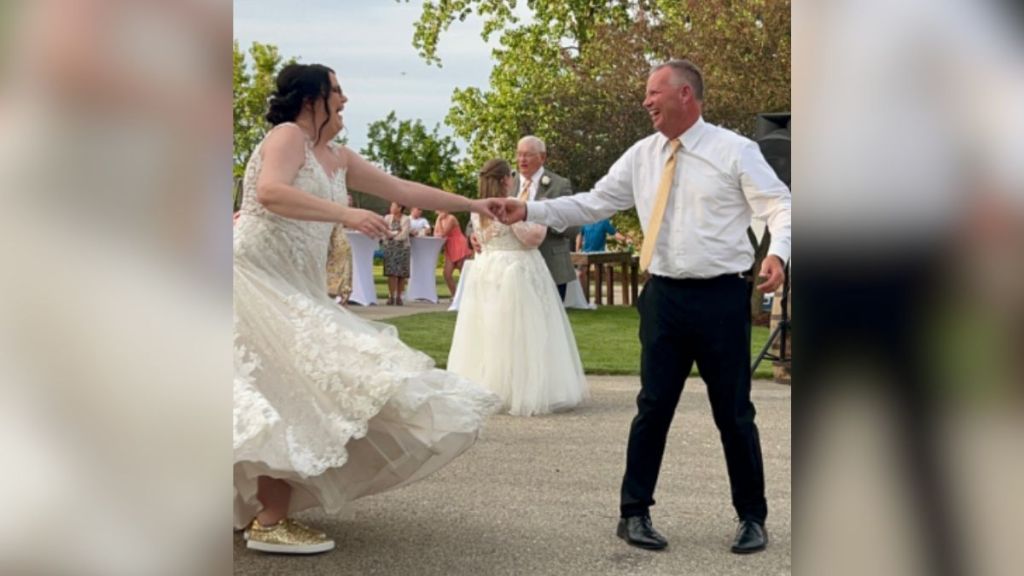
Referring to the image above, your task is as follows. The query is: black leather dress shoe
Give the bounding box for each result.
[616,515,668,550]
[730,520,768,554]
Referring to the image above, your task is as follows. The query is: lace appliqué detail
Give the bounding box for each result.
[235,130,346,281]
[233,343,280,450]
[288,294,437,397]
[472,214,545,251]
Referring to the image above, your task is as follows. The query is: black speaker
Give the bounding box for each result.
[750,112,792,377]
[755,112,790,187]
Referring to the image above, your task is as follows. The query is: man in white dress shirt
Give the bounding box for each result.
[499,59,790,554]
[408,207,432,237]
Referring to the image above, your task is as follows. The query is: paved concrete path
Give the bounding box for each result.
[234,372,791,575]
[345,299,452,321]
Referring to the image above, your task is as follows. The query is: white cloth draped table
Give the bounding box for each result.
[447,259,473,311]
[406,236,446,303]
[563,279,595,310]
[345,230,379,306]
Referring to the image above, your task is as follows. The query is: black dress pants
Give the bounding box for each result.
[620,274,767,523]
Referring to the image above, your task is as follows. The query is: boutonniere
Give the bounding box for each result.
[540,175,551,186]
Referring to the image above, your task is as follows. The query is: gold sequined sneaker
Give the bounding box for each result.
[245,518,335,555]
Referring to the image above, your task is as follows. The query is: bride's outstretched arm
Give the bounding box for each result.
[344,148,501,219]
[255,125,388,236]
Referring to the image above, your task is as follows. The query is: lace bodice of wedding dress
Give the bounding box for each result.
[235,128,346,284]
[472,214,544,251]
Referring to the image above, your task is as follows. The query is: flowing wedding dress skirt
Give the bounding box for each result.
[233,132,499,528]
[447,220,588,416]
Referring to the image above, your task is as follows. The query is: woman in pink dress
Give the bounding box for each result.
[433,210,473,298]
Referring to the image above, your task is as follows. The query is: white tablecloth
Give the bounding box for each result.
[447,259,473,311]
[406,236,445,303]
[345,231,379,306]
[448,260,594,311]
[564,279,596,310]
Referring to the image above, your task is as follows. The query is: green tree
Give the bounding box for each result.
[403,0,789,318]
[233,41,296,210]
[356,111,472,217]
[403,0,788,164]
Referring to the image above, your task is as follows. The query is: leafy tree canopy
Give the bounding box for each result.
[357,112,476,218]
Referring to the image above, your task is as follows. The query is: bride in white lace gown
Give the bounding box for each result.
[234,64,501,554]
[448,159,588,416]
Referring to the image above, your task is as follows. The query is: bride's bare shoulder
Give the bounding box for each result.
[262,123,307,152]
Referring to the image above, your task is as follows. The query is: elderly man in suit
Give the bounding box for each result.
[512,136,578,299]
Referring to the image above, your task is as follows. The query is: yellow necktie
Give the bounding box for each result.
[518,177,532,201]
[638,139,682,272]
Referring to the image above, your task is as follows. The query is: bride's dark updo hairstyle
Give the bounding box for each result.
[265,63,335,143]
[478,159,511,200]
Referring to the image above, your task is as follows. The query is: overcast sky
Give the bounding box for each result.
[234,0,512,155]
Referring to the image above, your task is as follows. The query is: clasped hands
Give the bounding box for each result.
[475,198,526,224]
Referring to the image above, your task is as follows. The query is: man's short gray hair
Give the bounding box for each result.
[517,135,546,154]
[652,59,704,102]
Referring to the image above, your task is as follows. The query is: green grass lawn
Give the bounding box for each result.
[381,306,774,379]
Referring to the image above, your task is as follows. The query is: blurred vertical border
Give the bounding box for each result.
[795,0,1023,574]
[1,0,232,575]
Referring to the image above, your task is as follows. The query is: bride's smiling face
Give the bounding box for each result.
[312,72,347,141]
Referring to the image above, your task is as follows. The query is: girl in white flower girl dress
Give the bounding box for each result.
[448,159,588,416]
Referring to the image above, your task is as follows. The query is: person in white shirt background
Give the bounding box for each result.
[499,59,790,554]
[408,206,432,237]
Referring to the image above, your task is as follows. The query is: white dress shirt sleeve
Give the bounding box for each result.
[738,141,792,264]
[527,147,638,232]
